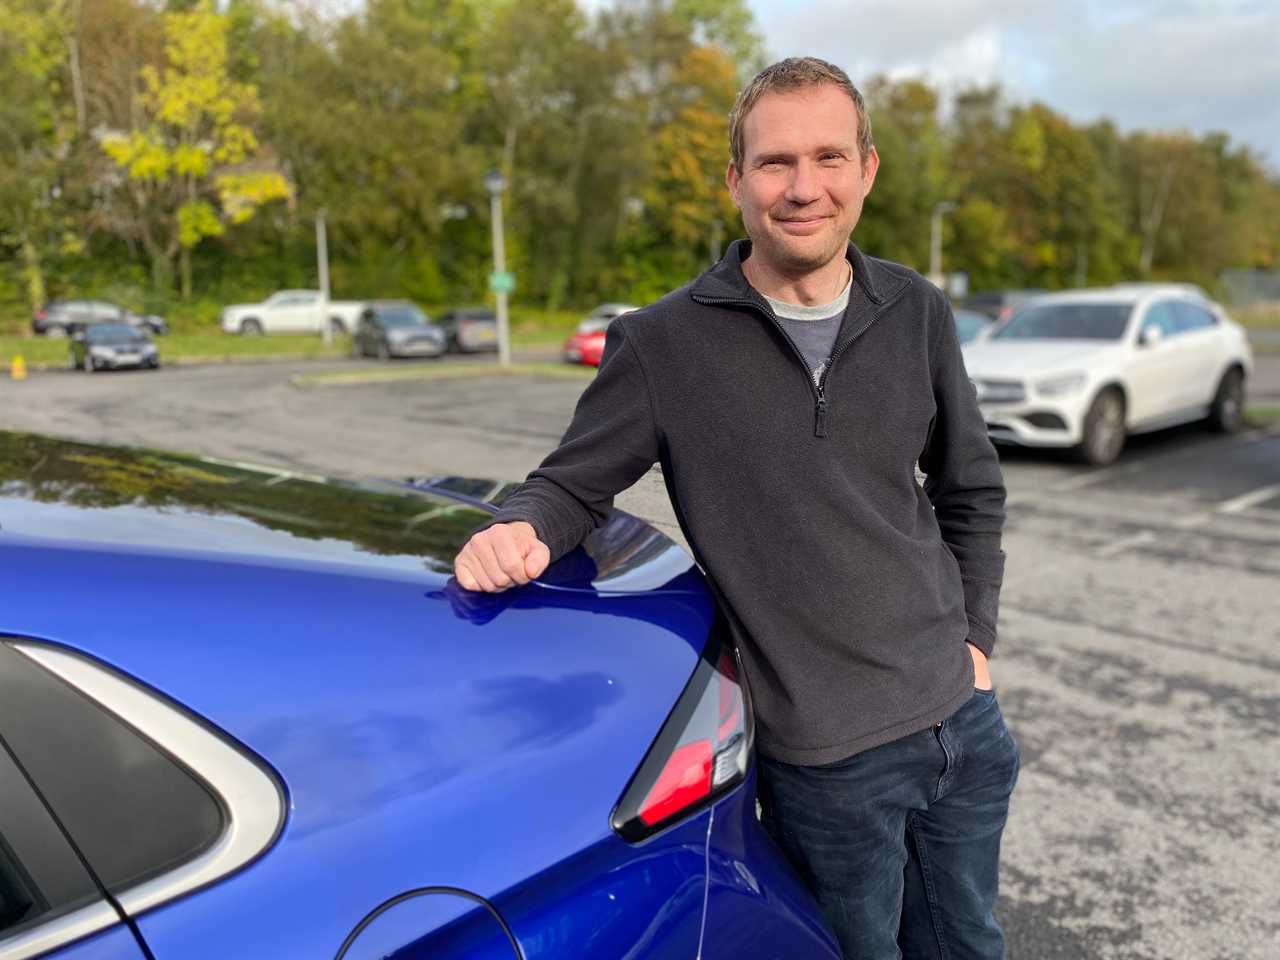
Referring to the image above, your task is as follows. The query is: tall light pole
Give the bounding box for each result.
[485,169,511,367]
[929,200,957,291]
[316,209,331,345]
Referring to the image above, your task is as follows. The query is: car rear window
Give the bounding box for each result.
[0,642,225,898]
[993,303,1132,340]
[0,741,103,940]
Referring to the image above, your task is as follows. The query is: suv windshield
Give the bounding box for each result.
[993,303,1132,341]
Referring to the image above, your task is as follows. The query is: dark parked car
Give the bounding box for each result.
[439,306,499,353]
[0,430,842,960]
[352,301,446,359]
[34,299,168,337]
[68,323,160,372]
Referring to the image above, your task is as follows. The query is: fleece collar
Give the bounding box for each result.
[690,238,909,308]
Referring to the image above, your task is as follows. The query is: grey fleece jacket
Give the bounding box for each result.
[491,240,1007,765]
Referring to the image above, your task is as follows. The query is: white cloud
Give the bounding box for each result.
[749,0,1280,167]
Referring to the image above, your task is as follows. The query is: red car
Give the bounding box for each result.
[562,303,639,366]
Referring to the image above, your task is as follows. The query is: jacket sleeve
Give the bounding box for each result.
[918,294,1007,655]
[487,320,661,562]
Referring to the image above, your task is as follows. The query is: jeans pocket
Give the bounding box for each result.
[972,685,997,698]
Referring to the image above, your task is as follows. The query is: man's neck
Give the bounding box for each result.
[742,249,852,307]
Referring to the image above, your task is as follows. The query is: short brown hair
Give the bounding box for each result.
[728,57,874,172]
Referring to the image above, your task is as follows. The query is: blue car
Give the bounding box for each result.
[0,431,839,960]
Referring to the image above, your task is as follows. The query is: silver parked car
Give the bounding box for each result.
[439,306,498,353]
[69,323,160,372]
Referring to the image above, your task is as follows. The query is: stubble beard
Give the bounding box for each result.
[754,222,851,280]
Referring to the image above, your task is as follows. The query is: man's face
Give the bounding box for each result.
[726,83,879,278]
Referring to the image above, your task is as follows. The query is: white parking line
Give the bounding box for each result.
[1095,530,1158,557]
[1216,484,1280,515]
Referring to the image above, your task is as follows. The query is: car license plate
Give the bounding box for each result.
[117,353,139,362]
[475,328,496,342]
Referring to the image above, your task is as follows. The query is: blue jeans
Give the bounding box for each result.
[758,688,1020,960]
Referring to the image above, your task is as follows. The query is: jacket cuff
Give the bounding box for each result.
[962,576,1001,656]
[489,495,593,563]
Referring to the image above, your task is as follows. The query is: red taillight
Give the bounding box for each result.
[613,645,751,841]
[639,741,712,826]
[35,308,47,320]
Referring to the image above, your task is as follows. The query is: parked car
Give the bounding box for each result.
[68,323,160,372]
[563,303,639,366]
[0,430,841,960]
[439,306,499,353]
[34,300,168,337]
[962,288,1253,464]
[952,308,994,344]
[352,301,446,359]
[962,289,1047,323]
[220,290,366,336]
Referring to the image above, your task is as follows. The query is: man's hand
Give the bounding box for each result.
[454,521,551,593]
[967,642,993,690]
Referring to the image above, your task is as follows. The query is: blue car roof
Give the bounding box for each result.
[0,431,714,954]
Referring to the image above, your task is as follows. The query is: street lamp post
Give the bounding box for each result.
[316,209,331,345]
[484,170,511,368]
[929,200,957,291]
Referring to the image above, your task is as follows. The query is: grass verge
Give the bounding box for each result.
[293,362,595,388]
[0,332,355,370]
[1245,406,1280,427]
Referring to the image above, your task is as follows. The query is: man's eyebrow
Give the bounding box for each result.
[752,144,853,162]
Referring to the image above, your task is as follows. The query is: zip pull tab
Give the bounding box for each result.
[814,395,828,437]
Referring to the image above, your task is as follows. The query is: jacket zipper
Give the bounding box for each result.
[692,288,906,437]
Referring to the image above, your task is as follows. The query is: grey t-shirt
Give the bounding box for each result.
[765,274,852,385]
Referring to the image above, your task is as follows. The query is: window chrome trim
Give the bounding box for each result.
[0,900,120,960]
[7,642,285,918]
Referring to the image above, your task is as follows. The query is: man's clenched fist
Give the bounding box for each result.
[454,521,551,592]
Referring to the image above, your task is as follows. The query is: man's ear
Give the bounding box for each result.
[725,161,742,207]
[860,146,880,198]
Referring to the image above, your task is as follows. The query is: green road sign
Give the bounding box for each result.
[489,271,516,294]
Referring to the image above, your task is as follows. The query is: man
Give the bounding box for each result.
[454,57,1017,960]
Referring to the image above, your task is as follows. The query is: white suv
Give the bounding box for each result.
[961,287,1253,465]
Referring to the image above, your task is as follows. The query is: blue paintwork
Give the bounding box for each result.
[0,431,835,959]
[43,926,146,960]
[702,768,843,959]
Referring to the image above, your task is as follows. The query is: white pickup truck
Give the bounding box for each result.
[220,290,367,336]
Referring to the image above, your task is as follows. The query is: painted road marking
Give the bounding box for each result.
[1095,530,1158,557]
[1217,483,1280,515]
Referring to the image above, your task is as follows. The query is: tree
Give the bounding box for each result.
[99,0,289,296]
[0,0,77,315]
[858,76,947,271]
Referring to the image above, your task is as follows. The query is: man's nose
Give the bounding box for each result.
[784,159,822,204]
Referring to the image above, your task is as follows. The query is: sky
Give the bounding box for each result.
[750,0,1280,170]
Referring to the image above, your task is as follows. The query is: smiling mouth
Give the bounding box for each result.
[775,215,831,233]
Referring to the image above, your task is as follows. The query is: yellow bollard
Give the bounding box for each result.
[10,355,27,380]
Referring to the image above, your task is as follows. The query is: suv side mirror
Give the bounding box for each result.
[1139,324,1164,347]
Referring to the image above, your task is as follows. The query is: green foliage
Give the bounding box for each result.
[98,0,290,295]
[1,0,1278,317]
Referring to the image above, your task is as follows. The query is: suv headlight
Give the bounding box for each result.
[1035,373,1086,396]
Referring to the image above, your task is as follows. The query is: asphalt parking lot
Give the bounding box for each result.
[2,354,1278,959]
